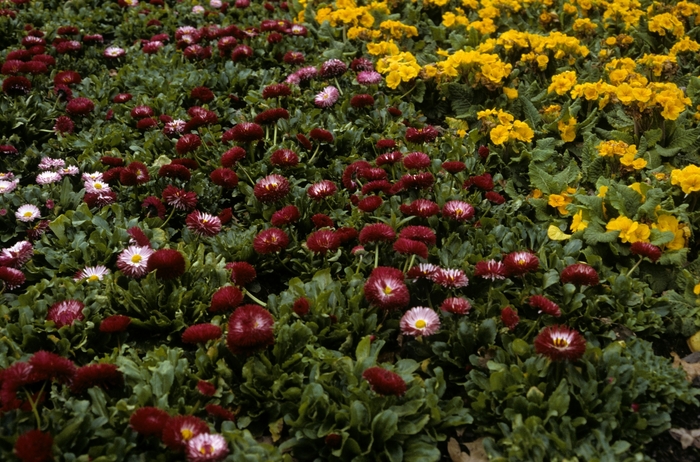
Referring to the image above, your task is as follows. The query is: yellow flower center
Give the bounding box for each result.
[88,275,99,282]
[383,286,392,295]
[23,212,32,217]
[553,337,569,348]
[131,254,142,263]
[181,428,194,440]
[415,319,426,329]
[200,444,213,454]
[94,183,103,189]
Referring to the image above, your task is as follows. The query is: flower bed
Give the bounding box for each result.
[1,0,700,460]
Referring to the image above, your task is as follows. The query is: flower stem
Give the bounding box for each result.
[403,254,416,274]
[626,256,644,278]
[159,206,177,229]
[25,385,45,428]
[244,289,267,307]
[374,245,379,269]
[308,145,321,164]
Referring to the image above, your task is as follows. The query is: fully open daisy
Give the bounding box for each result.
[15,204,40,222]
[74,265,109,282]
[400,307,440,337]
[534,325,587,362]
[116,245,154,278]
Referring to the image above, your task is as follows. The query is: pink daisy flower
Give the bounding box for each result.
[186,211,222,237]
[314,86,340,108]
[116,245,154,278]
[400,307,440,337]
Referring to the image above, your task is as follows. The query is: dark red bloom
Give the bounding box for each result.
[182,323,222,344]
[162,415,209,451]
[560,263,599,286]
[197,380,216,396]
[320,59,347,78]
[293,297,310,316]
[71,363,123,394]
[399,199,440,218]
[0,267,25,290]
[474,260,507,280]
[3,76,32,95]
[83,191,117,209]
[441,161,466,174]
[465,173,494,191]
[190,86,214,103]
[227,262,257,286]
[296,133,312,150]
[128,162,150,184]
[210,286,244,313]
[357,195,383,213]
[485,191,506,204]
[100,315,131,333]
[206,404,236,421]
[529,295,561,317]
[350,93,375,108]
[146,249,185,280]
[142,196,167,219]
[309,128,333,143]
[113,93,132,103]
[630,242,662,262]
[311,214,333,229]
[219,208,233,224]
[405,126,438,143]
[364,267,409,311]
[130,105,154,119]
[66,97,94,115]
[501,307,519,330]
[1,60,24,75]
[226,122,264,142]
[130,407,170,437]
[283,50,305,64]
[28,351,75,383]
[306,230,341,255]
[403,152,431,170]
[162,185,198,211]
[336,227,358,244]
[47,300,85,328]
[253,228,290,254]
[359,223,395,245]
[231,44,253,61]
[262,83,291,99]
[399,226,436,246]
[221,147,247,167]
[393,238,428,259]
[362,367,406,396]
[210,168,239,188]
[254,108,289,125]
[183,45,211,60]
[342,160,372,190]
[440,297,471,315]
[307,180,337,201]
[253,174,290,203]
[15,429,53,462]
[534,325,587,362]
[101,156,124,167]
[270,149,299,168]
[350,57,374,71]
[226,305,275,355]
[159,163,191,181]
[478,145,490,160]
[271,205,300,226]
[176,134,201,155]
[503,251,540,277]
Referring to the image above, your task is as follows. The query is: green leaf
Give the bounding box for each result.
[548,379,570,417]
[403,439,441,462]
[477,319,497,346]
[371,409,398,443]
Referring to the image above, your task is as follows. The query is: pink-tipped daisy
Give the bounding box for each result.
[116,245,154,278]
[400,307,440,337]
[74,265,110,282]
[314,86,340,108]
[15,204,41,222]
[534,325,587,362]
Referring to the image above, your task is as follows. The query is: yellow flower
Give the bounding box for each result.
[531,189,543,199]
[653,215,687,250]
[671,165,700,194]
[548,71,577,95]
[490,125,511,145]
[503,87,518,99]
[597,185,608,198]
[607,216,649,243]
[558,118,577,142]
[510,120,534,142]
[548,193,571,215]
[694,283,700,295]
[570,210,588,232]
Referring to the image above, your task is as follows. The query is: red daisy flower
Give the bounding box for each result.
[630,242,662,262]
[357,195,383,212]
[362,367,406,396]
[3,76,32,95]
[292,297,310,316]
[399,199,440,218]
[359,223,395,245]
[271,205,300,226]
[283,50,305,64]
[485,191,506,204]
[142,196,167,219]
[100,314,131,333]
[262,83,291,99]
[307,180,337,201]
[226,262,256,286]
[71,363,123,394]
[66,97,94,115]
[503,251,540,277]
[190,86,214,103]
[254,174,290,203]
[350,93,375,108]
[400,172,434,190]
[560,263,599,286]
[534,325,587,362]
[341,160,372,190]
[402,152,431,170]
[364,266,410,311]
[270,149,299,168]
[312,213,334,228]
[227,122,264,142]
[197,380,216,396]
[113,93,132,103]
[309,128,333,143]
[15,429,53,462]
[253,228,290,254]
[28,351,76,383]
[159,164,191,181]
[221,147,246,167]
[226,305,275,355]
[431,268,469,288]
[474,259,507,280]
[441,161,466,174]
[464,173,494,191]
[54,115,75,134]
[47,300,85,328]
[205,404,236,422]
[501,307,519,330]
[0,266,25,290]
[442,201,475,222]
[210,168,239,189]
[186,210,222,237]
[182,323,222,344]
[254,108,289,125]
[376,151,403,166]
[375,139,396,150]
[336,227,359,244]
[393,238,428,259]
[162,185,198,211]
[361,179,392,195]
[440,297,471,315]
[147,249,186,280]
[176,134,202,155]
[296,133,313,150]
[130,105,154,119]
[306,230,341,255]
[320,58,347,78]
[210,286,244,313]
[406,263,439,281]
[529,295,561,317]
[130,407,170,437]
[231,45,253,62]
[127,162,150,184]
[162,415,209,451]
[399,226,436,246]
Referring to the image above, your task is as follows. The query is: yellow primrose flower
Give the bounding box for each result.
[548,71,577,95]
[571,210,589,232]
[558,118,577,142]
[510,120,534,142]
[671,165,700,194]
[548,193,572,215]
[490,124,511,145]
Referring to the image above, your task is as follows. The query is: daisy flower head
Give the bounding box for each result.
[307,180,337,200]
[406,263,440,281]
[14,430,54,462]
[534,325,587,362]
[162,185,198,211]
[36,171,62,185]
[104,46,125,58]
[130,407,170,437]
[560,263,599,286]
[501,306,520,330]
[47,300,85,328]
[431,268,469,288]
[356,71,382,85]
[0,267,25,290]
[314,86,340,108]
[209,286,244,313]
[117,245,154,278]
[364,266,410,311]
[630,242,662,262]
[147,249,186,280]
[186,433,229,462]
[474,260,507,280]
[226,304,275,355]
[74,265,109,282]
[503,251,540,277]
[15,204,40,222]
[440,297,471,315]
[100,315,131,333]
[400,307,441,337]
[359,223,395,245]
[362,366,406,396]
[226,261,256,286]
[0,180,18,194]
[306,229,341,255]
[253,228,290,254]
[181,323,222,344]
[253,174,290,203]
[84,179,111,194]
[162,415,209,451]
[442,201,475,222]
[186,211,222,237]
[529,295,561,317]
[0,241,33,268]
